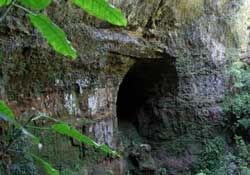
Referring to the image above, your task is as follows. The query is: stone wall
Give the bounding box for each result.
[1,0,250,174]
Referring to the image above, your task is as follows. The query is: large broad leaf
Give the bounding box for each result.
[31,154,59,175]
[52,123,119,156]
[0,0,11,7]
[72,0,127,26]
[28,13,77,59]
[0,100,15,122]
[52,123,98,147]
[19,0,52,10]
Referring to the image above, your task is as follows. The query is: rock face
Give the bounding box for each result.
[1,0,250,174]
[128,144,156,174]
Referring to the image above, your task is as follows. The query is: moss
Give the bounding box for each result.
[175,0,204,21]
[231,1,250,48]
[104,54,135,77]
[1,48,73,98]
[164,0,204,25]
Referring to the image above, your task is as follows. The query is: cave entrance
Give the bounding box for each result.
[116,59,178,144]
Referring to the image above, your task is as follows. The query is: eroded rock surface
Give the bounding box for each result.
[1,0,250,174]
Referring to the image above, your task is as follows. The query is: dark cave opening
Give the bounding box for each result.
[116,58,178,141]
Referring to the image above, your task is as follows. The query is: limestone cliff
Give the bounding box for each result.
[0,0,250,174]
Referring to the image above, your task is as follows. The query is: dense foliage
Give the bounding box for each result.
[223,51,250,138]
[195,49,250,175]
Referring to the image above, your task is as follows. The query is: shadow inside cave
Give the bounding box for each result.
[116,58,178,146]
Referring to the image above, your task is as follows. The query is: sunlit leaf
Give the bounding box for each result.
[19,0,52,10]
[28,13,77,59]
[52,123,119,156]
[196,173,207,175]
[31,154,59,175]
[99,144,119,157]
[0,0,11,7]
[72,0,127,26]
[0,100,15,121]
[52,123,98,146]
[0,100,23,128]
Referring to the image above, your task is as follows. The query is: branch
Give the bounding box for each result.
[0,0,16,23]
[13,2,34,14]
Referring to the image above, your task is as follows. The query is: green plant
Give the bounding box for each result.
[158,168,167,175]
[234,136,250,175]
[105,169,114,175]
[197,136,250,175]
[198,136,227,174]
[222,54,250,136]
[235,135,250,164]
[0,0,127,59]
[0,100,119,175]
[0,127,37,175]
[196,172,207,175]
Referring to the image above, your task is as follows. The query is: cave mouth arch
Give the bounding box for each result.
[116,58,178,143]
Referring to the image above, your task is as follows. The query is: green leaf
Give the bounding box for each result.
[31,154,59,175]
[99,144,119,156]
[28,13,77,59]
[0,100,15,121]
[52,123,98,146]
[196,173,207,175]
[238,118,250,129]
[0,0,11,7]
[19,0,52,10]
[72,0,127,26]
[52,123,119,156]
